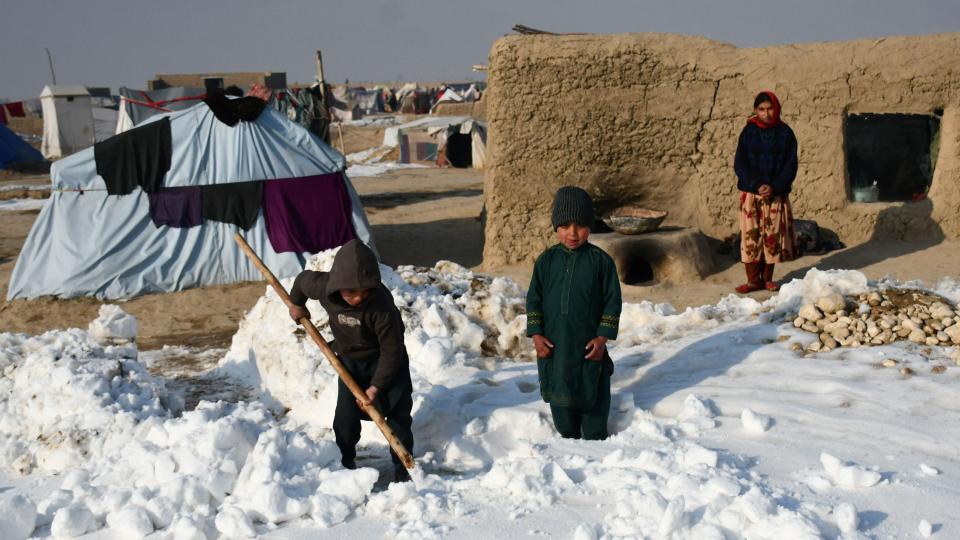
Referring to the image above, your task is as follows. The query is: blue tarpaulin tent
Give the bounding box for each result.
[8,102,373,300]
[0,123,44,169]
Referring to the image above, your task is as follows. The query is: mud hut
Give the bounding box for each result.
[482,32,960,266]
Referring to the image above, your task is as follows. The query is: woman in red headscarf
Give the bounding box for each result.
[733,91,799,293]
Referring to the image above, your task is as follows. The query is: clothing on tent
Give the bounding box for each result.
[4,102,26,117]
[203,90,267,127]
[199,180,263,230]
[94,116,172,195]
[9,101,374,302]
[262,172,358,253]
[148,186,202,228]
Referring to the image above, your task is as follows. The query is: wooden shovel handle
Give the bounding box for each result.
[234,233,415,469]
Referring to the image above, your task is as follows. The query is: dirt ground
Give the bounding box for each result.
[2,144,958,350]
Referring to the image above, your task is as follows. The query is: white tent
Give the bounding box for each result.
[10,101,374,300]
[40,85,95,159]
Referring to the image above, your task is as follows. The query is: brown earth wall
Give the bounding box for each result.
[482,32,960,265]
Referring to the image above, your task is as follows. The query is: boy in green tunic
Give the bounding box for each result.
[526,186,622,440]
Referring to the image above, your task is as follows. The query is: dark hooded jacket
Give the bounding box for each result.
[289,240,409,390]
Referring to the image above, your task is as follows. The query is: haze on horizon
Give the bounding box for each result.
[2,0,958,100]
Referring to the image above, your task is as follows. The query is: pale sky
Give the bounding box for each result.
[1,0,958,100]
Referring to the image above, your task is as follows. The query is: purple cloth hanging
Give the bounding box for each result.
[148,186,202,228]
[262,172,358,253]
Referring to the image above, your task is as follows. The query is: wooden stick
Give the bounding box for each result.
[234,233,416,470]
[337,122,346,155]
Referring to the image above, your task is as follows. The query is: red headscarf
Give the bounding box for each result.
[747,90,782,129]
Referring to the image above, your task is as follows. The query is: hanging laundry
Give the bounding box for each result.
[3,102,25,117]
[246,83,273,103]
[95,117,172,195]
[147,186,202,228]
[199,180,263,230]
[204,89,266,126]
[262,172,357,253]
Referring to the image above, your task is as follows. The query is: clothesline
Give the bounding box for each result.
[119,92,207,112]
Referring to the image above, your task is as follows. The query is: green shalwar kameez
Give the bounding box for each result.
[526,243,622,440]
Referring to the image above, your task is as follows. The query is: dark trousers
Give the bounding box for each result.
[548,372,611,440]
[333,361,414,466]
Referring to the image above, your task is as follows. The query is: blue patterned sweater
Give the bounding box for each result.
[733,123,798,196]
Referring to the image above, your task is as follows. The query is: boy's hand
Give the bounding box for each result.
[584,336,608,361]
[357,385,379,409]
[758,184,773,198]
[532,334,554,358]
[289,305,311,324]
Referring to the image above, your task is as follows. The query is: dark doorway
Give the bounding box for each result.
[445,133,473,168]
[619,254,654,285]
[845,113,940,202]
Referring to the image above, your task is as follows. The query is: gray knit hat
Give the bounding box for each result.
[551,186,594,230]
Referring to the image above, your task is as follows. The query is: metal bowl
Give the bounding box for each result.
[602,206,668,235]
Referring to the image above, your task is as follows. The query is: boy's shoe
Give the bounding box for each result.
[342,459,356,470]
[764,281,780,291]
[392,465,411,483]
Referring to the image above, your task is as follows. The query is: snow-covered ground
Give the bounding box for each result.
[0,198,46,212]
[0,184,49,192]
[1,256,958,539]
[347,161,427,178]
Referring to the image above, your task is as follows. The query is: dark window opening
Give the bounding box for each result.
[619,254,654,285]
[845,113,940,202]
[445,133,473,168]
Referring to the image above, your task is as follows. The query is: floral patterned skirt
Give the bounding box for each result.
[739,191,797,264]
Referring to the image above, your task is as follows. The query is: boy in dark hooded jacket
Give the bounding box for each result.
[287,239,414,482]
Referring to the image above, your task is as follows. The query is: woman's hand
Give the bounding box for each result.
[532,334,554,358]
[584,336,608,361]
[758,184,773,198]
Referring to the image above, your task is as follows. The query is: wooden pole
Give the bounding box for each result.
[45,48,57,85]
[234,233,416,470]
[337,122,345,155]
[315,50,333,144]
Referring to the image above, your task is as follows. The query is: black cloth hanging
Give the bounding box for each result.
[199,180,263,230]
[94,117,171,195]
[204,89,267,126]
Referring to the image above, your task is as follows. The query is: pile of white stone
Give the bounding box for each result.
[792,288,960,353]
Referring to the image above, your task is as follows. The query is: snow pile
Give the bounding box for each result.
[819,452,883,489]
[766,268,870,315]
[219,250,530,425]
[0,311,381,538]
[0,490,36,540]
[0,327,166,474]
[616,294,762,347]
[88,304,138,341]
